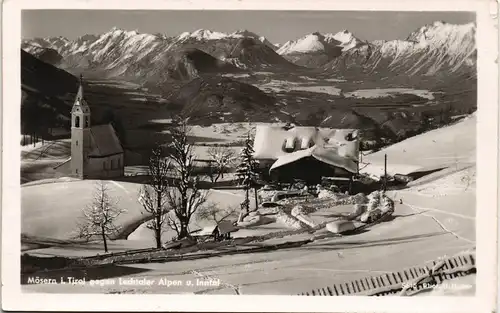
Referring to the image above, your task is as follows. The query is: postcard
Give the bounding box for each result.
[2,0,498,312]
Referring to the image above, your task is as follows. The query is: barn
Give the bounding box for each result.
[253,125,360,185]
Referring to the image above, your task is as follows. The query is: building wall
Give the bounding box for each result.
[85,153,124,178]
[269,157,353,184]
[70,107,92,178]
[70,127,91,178]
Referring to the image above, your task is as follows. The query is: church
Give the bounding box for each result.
[70,76,124,179]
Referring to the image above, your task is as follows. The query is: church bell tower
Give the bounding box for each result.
[70,75,91,178]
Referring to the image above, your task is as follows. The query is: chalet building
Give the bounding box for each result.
[253,125,360,185]
[70,76,124,179]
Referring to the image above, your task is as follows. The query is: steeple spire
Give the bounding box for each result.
[76,74,84,103]
[72,73,90,114]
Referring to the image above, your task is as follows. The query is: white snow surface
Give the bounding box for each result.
[362,113,476,177]
[342,21,476,75]
[277,30,361,55]
[324,30,361,51]
[186,29,229,40]
[277,33,325,54]
[345,88,435,100]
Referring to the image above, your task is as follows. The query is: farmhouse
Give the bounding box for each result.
[69,76,124,179]
[253,125,360,184]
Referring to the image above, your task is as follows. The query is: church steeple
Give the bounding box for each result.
[71,74,92,178]
[76,74,84,101]
[72,74,91,116]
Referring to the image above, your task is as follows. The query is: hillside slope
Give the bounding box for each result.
[363,113,476,176]
[21,50,79,135]
[172,76,276,123]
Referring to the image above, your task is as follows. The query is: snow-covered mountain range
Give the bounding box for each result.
[277,30,363,55]
[22,21,476,81]
[325,21,476,76]
[22,27,294,82]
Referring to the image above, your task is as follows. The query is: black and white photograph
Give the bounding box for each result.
[2,0,498,311]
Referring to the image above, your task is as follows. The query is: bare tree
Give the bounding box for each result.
[206,146,236,183]
[165,119,209,239]
[77,181,125,253]
[197,203,237,225]
[138,146,170,248]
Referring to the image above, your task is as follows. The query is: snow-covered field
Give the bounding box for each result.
[22,169,476,295]
[22,180,146,241]
[258,79,342,96]
[344,88,435,100]
[299,76,346,82]
[21,180,257,255]
[23,197,475,294]
[290,85,342,95]
[221,73,251,79]
[362,113,476,177]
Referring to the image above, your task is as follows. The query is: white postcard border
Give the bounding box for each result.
[2,0,498,312]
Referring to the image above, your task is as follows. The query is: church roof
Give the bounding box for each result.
[88,124,124,157]
[71,76,91,114]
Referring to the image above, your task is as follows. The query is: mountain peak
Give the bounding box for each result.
[104,27,141,38]
[189,29,229,40]
[405,20,476,51]
[277,32,326,55]
[109,26,126,33]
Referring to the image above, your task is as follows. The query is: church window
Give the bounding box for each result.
[76,169,78,174]
[111,159,115,169]
[103,161,106,170]
[76,140,78,146]
[75,116,80,128]
[85,116,90,128]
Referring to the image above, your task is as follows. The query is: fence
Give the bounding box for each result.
[299,252,475,296]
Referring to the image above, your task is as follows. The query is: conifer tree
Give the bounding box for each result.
[235,133,259,220]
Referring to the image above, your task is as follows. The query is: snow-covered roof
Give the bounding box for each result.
[254,125,360,174]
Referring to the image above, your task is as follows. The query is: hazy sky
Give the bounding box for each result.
[22,10,475,43]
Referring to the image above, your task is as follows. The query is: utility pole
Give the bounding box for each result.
[383,154,387,192]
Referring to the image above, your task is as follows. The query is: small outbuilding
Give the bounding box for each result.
[190,220,238,241]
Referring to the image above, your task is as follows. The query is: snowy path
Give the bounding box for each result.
[405,204,475,244]
[405,203,474,220]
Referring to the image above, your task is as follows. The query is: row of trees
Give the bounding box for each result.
[77,119,259,251]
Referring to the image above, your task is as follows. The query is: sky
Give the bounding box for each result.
[22,10,475,44]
